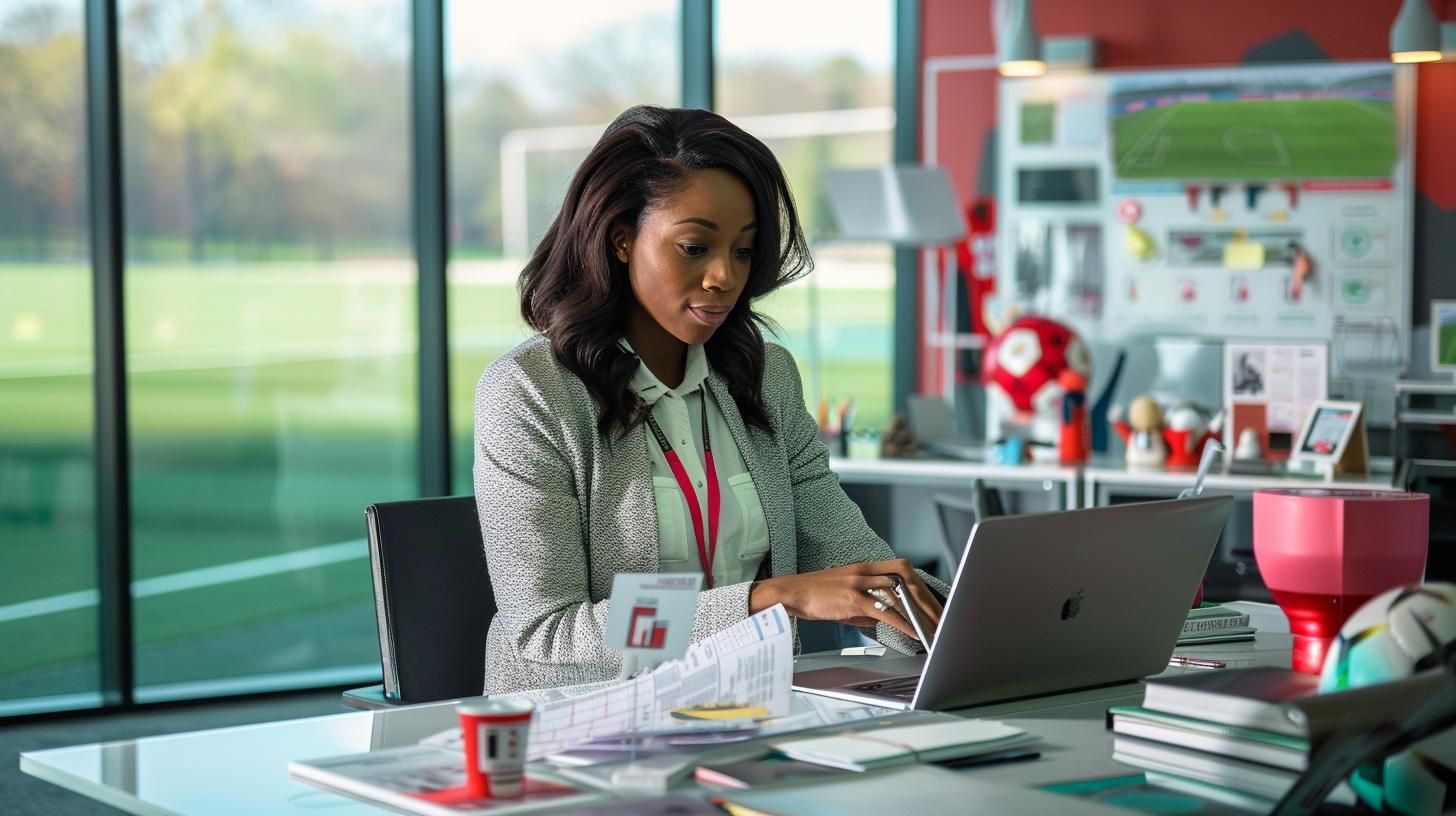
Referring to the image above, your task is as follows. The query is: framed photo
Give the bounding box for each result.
[1290,400,1368,476]
[1432,300,1456,377]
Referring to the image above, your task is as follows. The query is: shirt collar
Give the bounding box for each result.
[621,339,710,406]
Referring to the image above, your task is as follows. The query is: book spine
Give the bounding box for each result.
[1181,613,1250,634]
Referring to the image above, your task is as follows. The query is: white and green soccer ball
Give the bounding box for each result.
[1319,583,1456,815]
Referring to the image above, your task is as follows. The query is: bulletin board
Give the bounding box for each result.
[994,61,1415,382]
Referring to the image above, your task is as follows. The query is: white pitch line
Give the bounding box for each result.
[0,539,367,624]
[1344,98,1396,125]
[0,590,99,624]
[1118,107,1179,173]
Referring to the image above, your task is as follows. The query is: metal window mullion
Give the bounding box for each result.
[893,0,921,411]
[681,0,713,110]
[85,0,133,708]
[413,0,450,498]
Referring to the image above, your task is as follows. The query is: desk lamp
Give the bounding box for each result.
[821,165,968,420]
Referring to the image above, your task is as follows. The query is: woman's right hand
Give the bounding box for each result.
[747,559,943,643]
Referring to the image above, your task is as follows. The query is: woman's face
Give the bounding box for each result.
[614,168,757,346]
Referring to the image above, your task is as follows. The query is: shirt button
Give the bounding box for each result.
[681,439,688,445]
[696,480,704,488]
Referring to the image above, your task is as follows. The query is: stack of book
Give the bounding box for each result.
[1177,602,1255,645]
[1107,666,1348,807]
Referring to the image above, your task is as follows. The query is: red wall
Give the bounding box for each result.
[922,0,1456,208]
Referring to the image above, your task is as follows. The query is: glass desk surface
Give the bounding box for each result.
[22,701,462,816]
[21,603,1291,816]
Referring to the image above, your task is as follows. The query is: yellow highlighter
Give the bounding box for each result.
[712,799,781,816]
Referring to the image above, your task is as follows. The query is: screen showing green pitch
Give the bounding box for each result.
[1110,67,1395,181]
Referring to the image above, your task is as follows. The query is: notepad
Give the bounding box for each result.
[771,719,1035,771]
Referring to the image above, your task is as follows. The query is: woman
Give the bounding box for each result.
[474,105,944,694]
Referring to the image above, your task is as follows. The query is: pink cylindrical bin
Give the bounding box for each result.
[1253,489,1429,674]
[457,698,534,799]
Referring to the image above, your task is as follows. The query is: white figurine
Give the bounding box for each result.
[1234,426,1264,461]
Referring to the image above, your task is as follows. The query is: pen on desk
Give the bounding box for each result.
[1168,655,1227,669]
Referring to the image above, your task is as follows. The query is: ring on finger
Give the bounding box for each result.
[866,587,896,609]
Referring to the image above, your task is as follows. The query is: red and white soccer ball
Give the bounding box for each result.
[981,315,1091,444]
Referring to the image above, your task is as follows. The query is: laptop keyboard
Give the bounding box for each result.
[845,674,919,701]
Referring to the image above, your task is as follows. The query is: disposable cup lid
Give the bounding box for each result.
[456,697,534,718]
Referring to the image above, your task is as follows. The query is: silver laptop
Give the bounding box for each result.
[793,496,1233,711]
[906,395,986,460]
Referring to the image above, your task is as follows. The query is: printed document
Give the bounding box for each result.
[426,604,794,760]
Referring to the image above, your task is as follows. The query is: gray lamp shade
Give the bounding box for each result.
[1391,0,1441,62]
[999,0,1041,63]
[821,165,967,246]
[998,0,1045,75]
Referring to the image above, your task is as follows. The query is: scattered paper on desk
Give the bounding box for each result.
[421,605,795,761]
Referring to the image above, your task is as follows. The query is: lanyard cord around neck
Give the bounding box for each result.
[643,395,720,589]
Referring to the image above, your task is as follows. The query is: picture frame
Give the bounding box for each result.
[1289,400,1368,478]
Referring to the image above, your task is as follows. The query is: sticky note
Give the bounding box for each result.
[1223,238,1266,270]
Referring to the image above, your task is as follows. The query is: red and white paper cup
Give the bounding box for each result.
[457,698,534,799]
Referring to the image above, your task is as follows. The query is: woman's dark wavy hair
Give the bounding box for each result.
[519,105,812,440]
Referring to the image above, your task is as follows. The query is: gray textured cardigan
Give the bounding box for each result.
[473,334,936,694]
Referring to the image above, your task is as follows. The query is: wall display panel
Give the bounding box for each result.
[995,63,1413,425]
[119,0,414,699]
[445,0,679,493]
[717,0,896,434]
[0,0,102,715]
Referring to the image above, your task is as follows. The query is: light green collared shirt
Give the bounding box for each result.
[625,340,769,587]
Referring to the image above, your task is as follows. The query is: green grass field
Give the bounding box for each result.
[1020,102,1055,145]
[0,262,891,697]
[1113,98,1396,180]
[1440,321,1456,369]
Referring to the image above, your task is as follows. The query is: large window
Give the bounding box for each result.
[2,0,907,718]
[445,0,679,492]
[0,0,99,715]
[717,0,896,433]
[120,0,413,699]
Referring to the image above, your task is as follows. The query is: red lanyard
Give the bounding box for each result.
[644,396,720,589]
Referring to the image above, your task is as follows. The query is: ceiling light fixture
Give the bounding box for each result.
[998,0,1046,77]
[1391,0,1442,63]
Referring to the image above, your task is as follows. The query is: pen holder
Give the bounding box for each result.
[818,429,848,458]
[847,430,881,460]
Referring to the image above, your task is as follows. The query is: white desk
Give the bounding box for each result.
[1083,462,1397,507]
[831,457,1080,511]
[21,603,1292,816]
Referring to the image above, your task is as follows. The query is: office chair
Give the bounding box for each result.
[929,479,1004,580]
[342,495,494,710]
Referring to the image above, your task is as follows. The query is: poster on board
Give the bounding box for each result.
[1223,342,1328,458]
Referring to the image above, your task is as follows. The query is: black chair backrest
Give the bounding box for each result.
[930,480,1005,579]
[364,495,493,704]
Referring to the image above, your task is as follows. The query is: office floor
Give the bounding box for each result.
[1,689,346,815]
